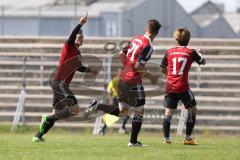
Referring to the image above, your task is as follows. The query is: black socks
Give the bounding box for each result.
[186,113,196,137]
[35,107,73,138]
[121,115,129,130]
[130,115,143,143]
[163,116,172,139]
[97,103,120,116]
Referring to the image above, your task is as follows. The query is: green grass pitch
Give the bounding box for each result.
[0,128,240,160]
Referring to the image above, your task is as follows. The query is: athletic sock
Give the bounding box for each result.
[121,115,129,129]
[96,103,120,116]
[35,131,44,138]
[130,115,143,143]
[35,107,73,138]
[100,124,107,133]
[50,107,72,121]
[35,119,55,138]
[163,116,172,139]
[185,135,192,140]
[186,112,196,138]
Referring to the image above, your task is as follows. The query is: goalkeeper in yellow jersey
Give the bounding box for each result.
[99,69,129,135]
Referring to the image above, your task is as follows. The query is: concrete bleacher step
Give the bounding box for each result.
[0,44,105,54]
[1,86,239,97]
[1,101,240,116]
[0,76,239,86]
[0,75,240,89]
[0,111,239,128]
[1,70,240,80]
[0,59,239,72]
[0,93,239,106]
[0,37,240,47]
[1,43,240,55]
[149,96,240,106]
[1,52,240,64]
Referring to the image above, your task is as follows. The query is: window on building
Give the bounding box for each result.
[106,20,117,37]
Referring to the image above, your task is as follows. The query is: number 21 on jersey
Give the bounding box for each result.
[127,40,140,62]
[172,57,187,75]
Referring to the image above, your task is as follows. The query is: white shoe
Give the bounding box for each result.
[84,100,98,119]
[128,141,143,147]
[163,139,172,144]
[118,128,128,134]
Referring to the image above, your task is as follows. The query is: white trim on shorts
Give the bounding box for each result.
[137,84,143,100]
[188,90,194,101]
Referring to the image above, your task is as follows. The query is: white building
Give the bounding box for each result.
[0,0,239,38]
[191,1,239,38]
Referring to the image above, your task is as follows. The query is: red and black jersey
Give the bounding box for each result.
[120,35,153,84]
[54,43,82,84]
[161,46,204,93]
[52,24,87,84]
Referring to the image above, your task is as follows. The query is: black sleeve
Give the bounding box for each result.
[160,52,168,68]
[138,45,153,65]
[66,24,82,45]
[77,65,89,73]
[192,49,206,65]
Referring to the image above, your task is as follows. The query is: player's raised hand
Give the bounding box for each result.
[80,12,88,25]
[196,48,206,65]
[196,48,203,55]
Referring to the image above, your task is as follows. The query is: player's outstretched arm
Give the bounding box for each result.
[67,13,88,44]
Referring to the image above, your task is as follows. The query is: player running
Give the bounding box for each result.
[85,19,161,147]
[160,28,206,145]
[32,13,97,142]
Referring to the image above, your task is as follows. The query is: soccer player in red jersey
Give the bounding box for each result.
[32,14,97,142]
[160,28,206,145]
[85,19,161,147]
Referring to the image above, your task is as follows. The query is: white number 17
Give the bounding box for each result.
[172,57,187,75]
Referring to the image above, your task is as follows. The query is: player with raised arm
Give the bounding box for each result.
[160,28,206,145]
[85,19,161,147]
[32,13,97,142]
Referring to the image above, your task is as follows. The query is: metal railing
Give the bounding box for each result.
[11,57,27,131]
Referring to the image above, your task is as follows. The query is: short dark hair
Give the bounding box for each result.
[146,19,161,35]
[173,28,191,46]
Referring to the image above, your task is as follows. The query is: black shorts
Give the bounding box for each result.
[118,80,145,107]
[164,90,196,109]
[51,80,78,110]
